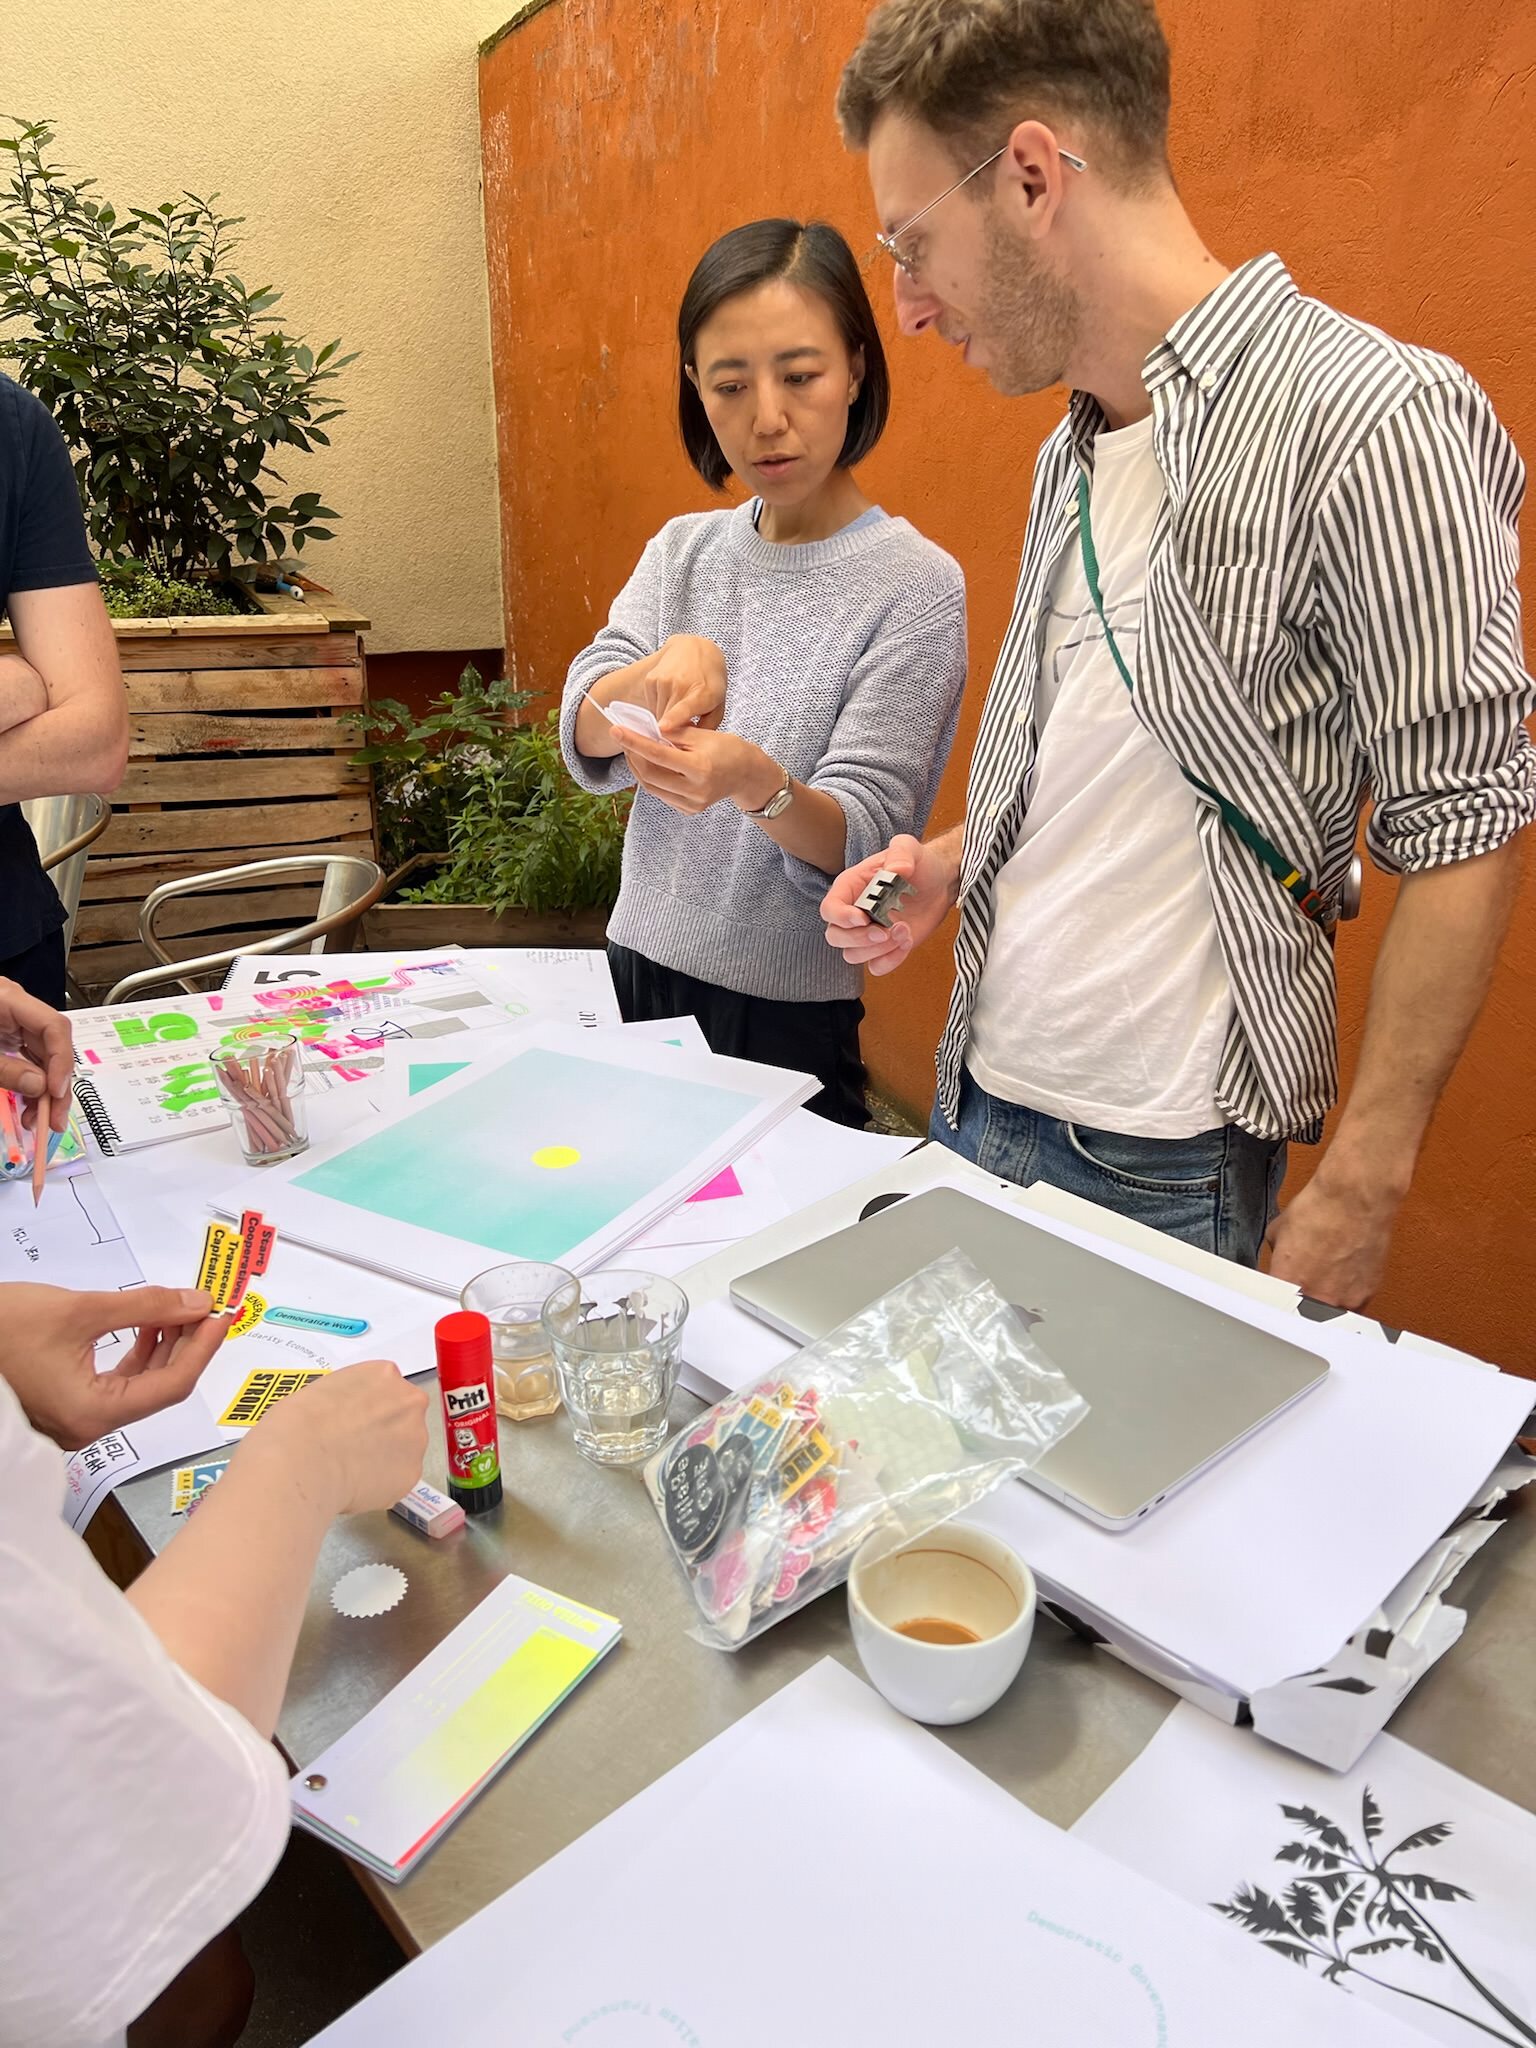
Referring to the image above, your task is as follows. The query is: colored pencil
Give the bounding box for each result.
[31,1091,48,1205]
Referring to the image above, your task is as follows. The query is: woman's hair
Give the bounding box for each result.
[677,219,890,490]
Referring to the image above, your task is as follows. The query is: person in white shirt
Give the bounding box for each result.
[0,1265,428,2048]
[820,0,1532,1305]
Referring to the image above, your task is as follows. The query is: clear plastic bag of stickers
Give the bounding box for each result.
[644,1248,1089,1651]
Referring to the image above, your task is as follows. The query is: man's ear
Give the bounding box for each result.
[1000,117,1073,241]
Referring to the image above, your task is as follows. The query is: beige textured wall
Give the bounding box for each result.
[0,1,506,653]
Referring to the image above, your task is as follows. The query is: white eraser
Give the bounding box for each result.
[390,1480,466,1539]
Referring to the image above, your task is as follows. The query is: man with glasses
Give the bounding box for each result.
[821,0,1533,1309]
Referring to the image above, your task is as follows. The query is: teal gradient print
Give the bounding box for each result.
[293,1047,757,1261]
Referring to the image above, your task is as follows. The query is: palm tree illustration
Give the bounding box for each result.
[1213,1789,1534,2046]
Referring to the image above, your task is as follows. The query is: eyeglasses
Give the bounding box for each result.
[875,141,1089,282]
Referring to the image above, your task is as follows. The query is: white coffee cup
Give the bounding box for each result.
[847,1521,1036,1726]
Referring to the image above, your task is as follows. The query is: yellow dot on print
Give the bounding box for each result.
[531,1144,582,1170]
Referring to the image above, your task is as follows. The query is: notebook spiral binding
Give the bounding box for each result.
[73,1076,123,1157]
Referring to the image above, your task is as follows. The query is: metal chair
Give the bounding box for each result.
[22,792,111,953]
[104,854,389,1004]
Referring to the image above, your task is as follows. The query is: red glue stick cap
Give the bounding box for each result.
[435,1309,492,1379]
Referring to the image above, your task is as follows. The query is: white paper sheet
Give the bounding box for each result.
[309,1659,1418,2046]
[453,946,621,1028]
[1073,1703,1536,2045]
[223,945,621,1030]
[221,947,462,988]
[210,1029,817,1295]
[953,1184,1534,1696]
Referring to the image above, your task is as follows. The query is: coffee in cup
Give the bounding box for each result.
[847,1522,1036,1725]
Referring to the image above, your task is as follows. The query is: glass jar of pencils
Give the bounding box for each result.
[209,1033,310,1166]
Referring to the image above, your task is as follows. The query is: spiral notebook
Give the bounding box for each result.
[290,1572,622,1882]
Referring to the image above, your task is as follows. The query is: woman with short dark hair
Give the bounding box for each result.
[561,218,966,1125]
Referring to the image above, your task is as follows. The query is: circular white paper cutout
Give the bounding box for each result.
[331,1562,408,1619]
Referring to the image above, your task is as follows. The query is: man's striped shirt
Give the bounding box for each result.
[938,253,1535,1142]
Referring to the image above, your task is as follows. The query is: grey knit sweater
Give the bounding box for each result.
[560,501,967,1003]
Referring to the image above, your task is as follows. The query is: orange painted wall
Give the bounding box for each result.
[479,0,1536,1371]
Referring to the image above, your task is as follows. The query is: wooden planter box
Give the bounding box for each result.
[361,856,608,950]
[63,592,373,996]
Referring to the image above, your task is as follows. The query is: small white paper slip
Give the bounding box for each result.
[603,698,674,745]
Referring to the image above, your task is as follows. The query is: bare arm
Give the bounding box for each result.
[1266,839,1522,1307]
[126,1360,428,1737]
[622,724,853,874]
[0,583,129,802]
[0,652,47,737]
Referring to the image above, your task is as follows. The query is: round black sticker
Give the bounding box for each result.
[663,1442,726,1559]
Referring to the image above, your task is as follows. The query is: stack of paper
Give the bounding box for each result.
[308,1659,1419,2044]
[670,1152,1534,1761]
[224,943,622,1032]
[68,960,527,1151]
[292,1572,621,1882]
[212,1028,819,1294]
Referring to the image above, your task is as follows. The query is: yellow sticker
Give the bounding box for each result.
[227,1290,267,1340]
[196,1222,244,1311]
[218,1364,328,1429]
[773,1425,833,1503]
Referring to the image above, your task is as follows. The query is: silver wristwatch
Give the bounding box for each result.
[742,765,793,820]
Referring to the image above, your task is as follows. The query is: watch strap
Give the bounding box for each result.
[743,766,793,820]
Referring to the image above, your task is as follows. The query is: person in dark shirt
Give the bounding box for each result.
[0,373,129,1003]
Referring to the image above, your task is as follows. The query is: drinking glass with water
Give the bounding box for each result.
[542,1271,688,1467]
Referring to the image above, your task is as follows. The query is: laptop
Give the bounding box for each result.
[729,1187,1328,1531]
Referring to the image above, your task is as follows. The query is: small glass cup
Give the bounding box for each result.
[460,1261,573,1422]
[209,1033,309,1166]
[542,1270,688,1467]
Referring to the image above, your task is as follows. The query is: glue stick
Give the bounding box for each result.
[434,1310,503,1516]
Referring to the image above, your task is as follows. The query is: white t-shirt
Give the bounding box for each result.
[0,1379,289,2048]
[966,412,1234,1139]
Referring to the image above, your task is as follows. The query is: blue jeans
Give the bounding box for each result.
[933,1068,1288,1268]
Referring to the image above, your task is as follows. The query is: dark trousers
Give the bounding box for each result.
[0,927,66,1008]
[607,941,868,1127]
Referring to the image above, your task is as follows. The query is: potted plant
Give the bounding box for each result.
[0,118,369,994]
[352,666,628,948]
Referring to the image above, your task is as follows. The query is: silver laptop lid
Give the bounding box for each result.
[730,1187,1328,1527]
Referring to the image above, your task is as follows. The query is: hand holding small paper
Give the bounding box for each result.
[622,725,773,817]
[0,975,73,1133]
[0,1283,226,1450]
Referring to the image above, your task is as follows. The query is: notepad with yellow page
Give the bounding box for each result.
[290,1573,621,1881]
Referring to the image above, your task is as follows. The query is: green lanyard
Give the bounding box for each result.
[1074,473,1326,926]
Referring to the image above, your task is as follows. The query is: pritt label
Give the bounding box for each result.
[443,1381,491,1420]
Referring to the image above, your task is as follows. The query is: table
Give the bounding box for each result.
[112,1379,1536,1962]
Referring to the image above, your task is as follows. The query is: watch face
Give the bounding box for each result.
[764,785,793,819]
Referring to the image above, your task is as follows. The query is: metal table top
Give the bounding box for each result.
[115,1386,1536,1958]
